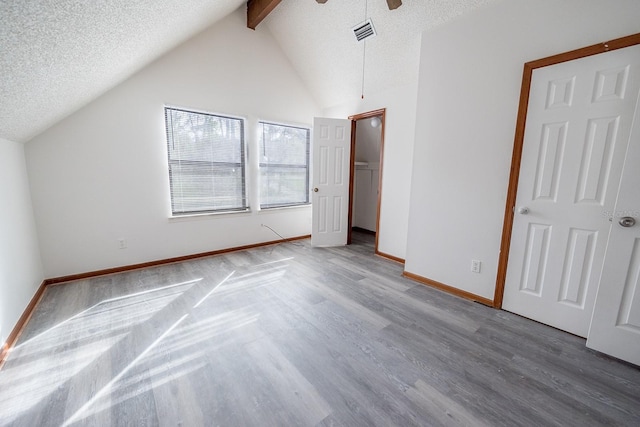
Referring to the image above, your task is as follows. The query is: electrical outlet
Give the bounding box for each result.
[118,238,127,249]
[471,260,481,273]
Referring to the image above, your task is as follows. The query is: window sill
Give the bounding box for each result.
[168,208,251,222]
[259,204,311,212]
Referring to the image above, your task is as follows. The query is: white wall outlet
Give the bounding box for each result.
[471,260,481,273]
[118,238,127,249]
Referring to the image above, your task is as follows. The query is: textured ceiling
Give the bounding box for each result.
[0,0,245,143]
[0,0,498,143]
[265,0,499,109]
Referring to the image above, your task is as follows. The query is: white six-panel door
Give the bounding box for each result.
[587,90,640,365]
[503,45,640,338]
[311,118,351,247]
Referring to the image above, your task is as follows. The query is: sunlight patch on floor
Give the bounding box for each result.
[0,334,124,424]
[62,309,261,425]
[1,259,293,425]
[62,314,190,426]
[0,279,199,425]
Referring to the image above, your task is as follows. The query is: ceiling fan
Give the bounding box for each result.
[316,0,402,11]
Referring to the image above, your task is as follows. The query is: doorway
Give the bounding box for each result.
[347,109,385,254]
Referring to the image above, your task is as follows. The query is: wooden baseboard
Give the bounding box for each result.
[0,343,7,368]
[0,280,47,369]
[45,235,311,285]
[402,271,494,307]
[376,250,405,264]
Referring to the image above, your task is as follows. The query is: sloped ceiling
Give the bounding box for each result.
[265,0,498,109]
[0,0,245,143]
[0,0,498,143]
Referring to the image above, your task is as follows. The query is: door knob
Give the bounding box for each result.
[619,217,636,227]
[313,187,319,192]
[517,207,529,215]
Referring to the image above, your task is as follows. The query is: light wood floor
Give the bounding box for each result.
[1,232,639,426]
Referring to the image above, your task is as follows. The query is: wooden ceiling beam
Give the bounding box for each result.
[247,0,282,30]
[386,0,402,10]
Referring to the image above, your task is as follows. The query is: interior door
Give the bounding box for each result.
[311,117,351,247]
[587,91,640,365]
[503,45,640,337]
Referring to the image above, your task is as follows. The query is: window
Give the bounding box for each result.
[165,107,246,215]
[259,122,310,209]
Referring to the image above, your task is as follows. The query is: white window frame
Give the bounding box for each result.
[258,121,311,209]
[165,106,248,216]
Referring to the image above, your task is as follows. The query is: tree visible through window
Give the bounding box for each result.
[259,122,310,209]
[165,107,246,215]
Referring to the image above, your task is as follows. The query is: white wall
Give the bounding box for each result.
[25,8,321,278]
[354,118,382,164]
[0,138,43,347]
[353,119,382,232]
[406,0,640,299]
[324,83,418,259]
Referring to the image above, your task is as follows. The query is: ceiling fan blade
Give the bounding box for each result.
[316,0,328,3]
[386,0,402,10]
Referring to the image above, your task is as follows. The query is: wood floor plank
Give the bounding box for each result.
[244,336,332,425]
[0,232,638,426]
[298,276,392,331]
[406,379,491,427]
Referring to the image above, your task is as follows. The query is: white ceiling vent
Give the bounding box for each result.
[352,19,376,42]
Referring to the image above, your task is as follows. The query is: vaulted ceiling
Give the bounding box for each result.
[264,0,498,108]
[0,0,497,143]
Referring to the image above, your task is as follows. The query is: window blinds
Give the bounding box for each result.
[165,107,246,215]
[259,122,310,209]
